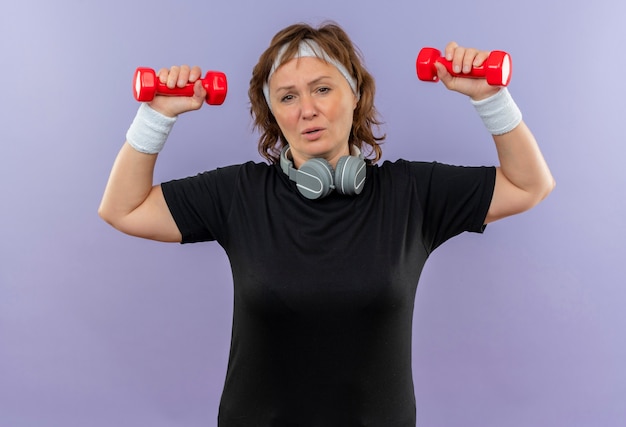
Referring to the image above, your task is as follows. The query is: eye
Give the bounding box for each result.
[280,94,295,103]
[316,86,331,95]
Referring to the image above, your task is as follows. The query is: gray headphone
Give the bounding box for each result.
[280,145,366,199]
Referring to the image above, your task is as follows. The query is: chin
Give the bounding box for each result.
[304,140,345,156]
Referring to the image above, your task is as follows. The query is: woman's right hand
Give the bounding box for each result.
[148,65,207,117]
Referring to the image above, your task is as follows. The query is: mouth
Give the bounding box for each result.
[301,127,325,140]
[302,127,324,135]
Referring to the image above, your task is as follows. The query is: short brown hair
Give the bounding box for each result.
[249,22,385,164]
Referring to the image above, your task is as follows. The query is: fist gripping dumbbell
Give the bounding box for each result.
[416,47,512,86]
[133,67,228,105]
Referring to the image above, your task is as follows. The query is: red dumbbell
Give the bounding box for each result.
[133,67,228,105]
[416,47,512,86]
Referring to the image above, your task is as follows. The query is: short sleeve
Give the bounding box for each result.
[415,162,496,252]
[161,164,242,244]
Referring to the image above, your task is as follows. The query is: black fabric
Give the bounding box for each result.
[161,159,495,427]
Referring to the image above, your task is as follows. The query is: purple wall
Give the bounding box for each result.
[1,1,624,426]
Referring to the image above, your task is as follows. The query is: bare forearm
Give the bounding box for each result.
[98,142,158,224]
[483,121,556,223]
[493,121,555,199]
[98,66,208,240]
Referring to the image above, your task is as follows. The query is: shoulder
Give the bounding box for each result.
[374,159,493,179]
[213,160,271,176]
[165,161,271,184]
[369,159,494,196]
[370,159,438,182]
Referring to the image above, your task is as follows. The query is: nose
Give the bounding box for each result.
[300,94,317,120]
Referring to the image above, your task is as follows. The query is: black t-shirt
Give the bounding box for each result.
[162,159,495,427]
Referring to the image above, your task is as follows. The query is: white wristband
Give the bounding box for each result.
[126,103,177,154]
[470,88,522,135]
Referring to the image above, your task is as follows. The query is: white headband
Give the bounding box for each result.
[262,39,359,110]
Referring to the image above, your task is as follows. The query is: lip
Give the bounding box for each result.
[301,127,325,135]
[301,127,325,141]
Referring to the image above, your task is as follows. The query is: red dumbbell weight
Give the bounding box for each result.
[133,67,228,105]
[416,47,512,87]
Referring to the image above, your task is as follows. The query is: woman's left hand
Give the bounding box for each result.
[434,42,501,101]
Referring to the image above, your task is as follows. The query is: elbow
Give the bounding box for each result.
[488,171,555,223]
[516,175,557,215]
[528,175,556,210]
[98,205,115,227]
[98,202,121,229]
[540,175,557,201]
[98,207,133,236]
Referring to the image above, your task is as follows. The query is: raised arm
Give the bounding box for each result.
[98,65,207,242]
[434,42,555,224]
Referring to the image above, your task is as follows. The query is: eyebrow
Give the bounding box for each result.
[274,76,333,93]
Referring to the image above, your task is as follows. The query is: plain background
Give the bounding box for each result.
[1,0,625,426]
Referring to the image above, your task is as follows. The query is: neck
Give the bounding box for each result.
[294,146,361,170]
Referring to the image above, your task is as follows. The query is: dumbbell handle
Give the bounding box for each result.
[416,47,512,86]
[133,67,228,105]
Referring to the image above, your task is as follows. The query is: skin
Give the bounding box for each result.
[98,65,205,243]
[98,42,555,242]
[268,56,358,169]
[433,43,555,223]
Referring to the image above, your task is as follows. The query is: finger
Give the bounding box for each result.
[193,80,207,101]
[177,65,191,88]
[461,48,479,74]
[189,65,202,83]
[451,46,466,74]
[434,62,454,89]
[157,68,169,84]
[166,65,180,89]
[473,50,491,67]
[444,41,458,61]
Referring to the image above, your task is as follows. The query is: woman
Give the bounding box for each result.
[99,22,554,427]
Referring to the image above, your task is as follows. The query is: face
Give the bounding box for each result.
[268,56,358,168]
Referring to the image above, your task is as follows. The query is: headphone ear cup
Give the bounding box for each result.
[296,158,335,199]
[334,155,366,195]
